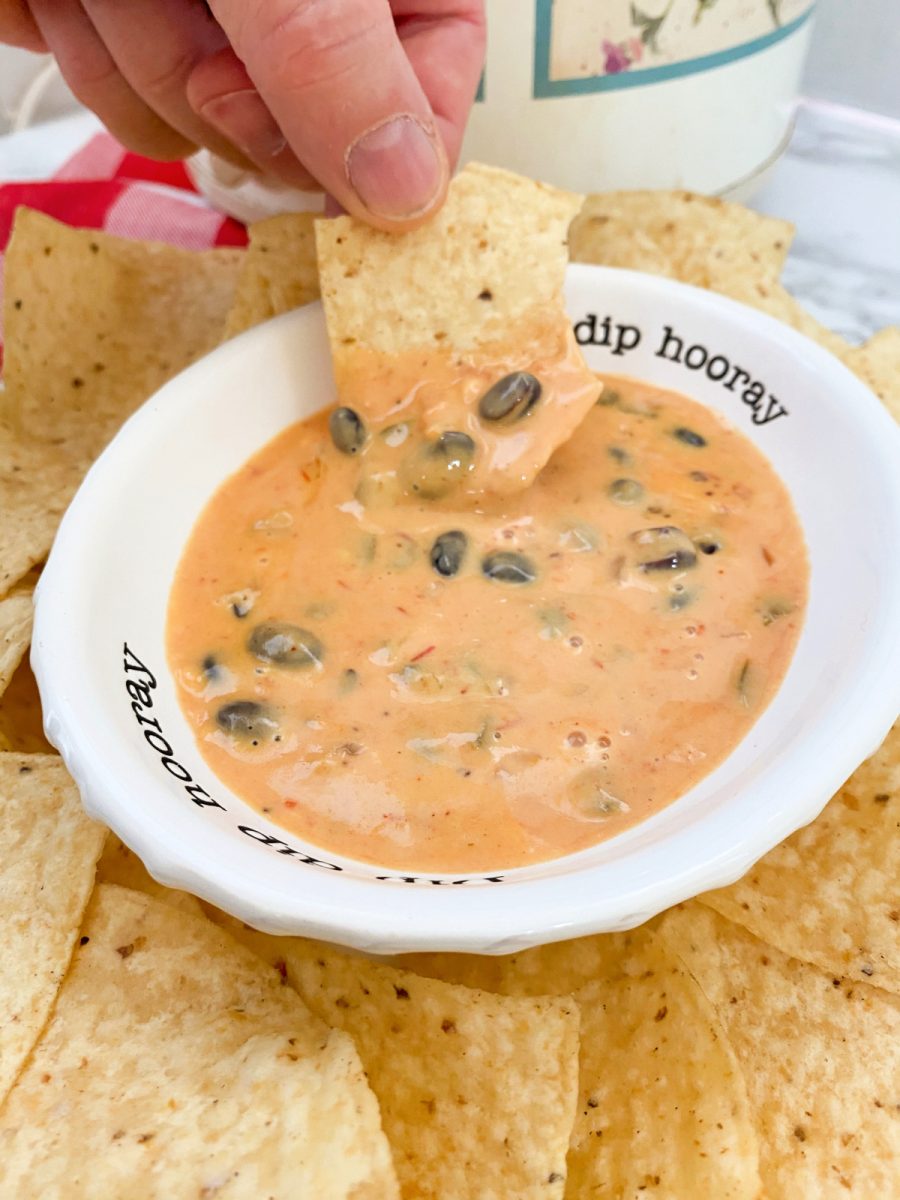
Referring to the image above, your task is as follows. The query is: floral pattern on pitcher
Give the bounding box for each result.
[543,0,814,87]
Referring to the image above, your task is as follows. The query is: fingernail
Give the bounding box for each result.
[347,115,444,220]
[199,88,287,160]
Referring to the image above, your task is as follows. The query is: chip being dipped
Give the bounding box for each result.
[314,163,601,498]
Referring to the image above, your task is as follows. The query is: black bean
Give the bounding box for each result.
[435,431,475,460]
[607,478,644,505]
[216,700,278,740]
[632,526,698,573]
[248,623,323,668]
[672,426,707,447]
[478,372,541,423]
[607,446,631,464]
[695,538,721,556]
[482,551,537,584]
[643,549,697,571]
[402,431,476,499]
[430,530,468,577]
[329,406,367,455]
[202,654,220,681]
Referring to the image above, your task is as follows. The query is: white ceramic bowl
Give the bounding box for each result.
[33,265,900,955]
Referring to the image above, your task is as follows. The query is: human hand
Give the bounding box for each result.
[0,1,486,229]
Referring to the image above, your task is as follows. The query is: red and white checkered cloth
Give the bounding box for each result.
[0,132,248,366]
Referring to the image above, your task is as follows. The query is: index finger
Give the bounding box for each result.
[210,0,451,230]
[0,0,47,50]
[391,1,485,167]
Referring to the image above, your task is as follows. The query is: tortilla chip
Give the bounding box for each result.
[569,190,848,358]
[401,927,760,1196]
[223,213,319,338]
[0,429,74,594]
[701,719,900,993]
[567,930,761,1199]
[1,209,242,468]
[208,913,580,1199]
[316,163,600,494]
[713,275,850,358]
[95,833,204,917]
[0,885,399,1199]
[318,164,581,356]
[0,655,53,753]
[659,903,900,1198]
[846,326,900,423]
[0,211,243,594]
[0,584,32,700]
[396,928,651,996]
[0,754,105,1106]
[570,190,793,287]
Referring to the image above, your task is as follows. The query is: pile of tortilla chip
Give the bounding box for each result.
[0,174,898,1197]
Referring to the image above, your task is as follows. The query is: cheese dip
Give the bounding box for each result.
[167,375,807,873]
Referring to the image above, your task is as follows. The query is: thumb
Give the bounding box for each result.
[209,0,448,230]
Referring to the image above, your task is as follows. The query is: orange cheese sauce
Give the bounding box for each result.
[334,318,601,496]
[167,376,807,873]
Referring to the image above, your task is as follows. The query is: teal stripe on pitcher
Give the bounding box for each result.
[533,2,814,99]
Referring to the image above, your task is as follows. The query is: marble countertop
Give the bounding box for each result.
[1,98,897,344]
[752,100,900,343]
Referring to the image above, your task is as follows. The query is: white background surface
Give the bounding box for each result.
[1,0,897,130]
[1,4,898,341]
[804,0,900,119]
[1,0,900,129]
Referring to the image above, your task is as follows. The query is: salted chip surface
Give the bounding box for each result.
[567,930,761,1199]
[316,162,600,495]
[223,213,319,338]
[0,429,74,593]
[0,755,105,1107]
[659,903,900,1199]
[396,927,651,996]
[1,209,241,467]
[95,834,203,917]
[401,927,760,1196]
[0,210,242,592]
[702,720,900,993]
[210,914,580,1200]
[0,886,399,1199]
[569,190,793,287]
[0,583,33,699]
[569,189,848,357]
[0,655,53,752]
[846,326,900,422]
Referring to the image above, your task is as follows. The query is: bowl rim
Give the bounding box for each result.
[32,263,900,952]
